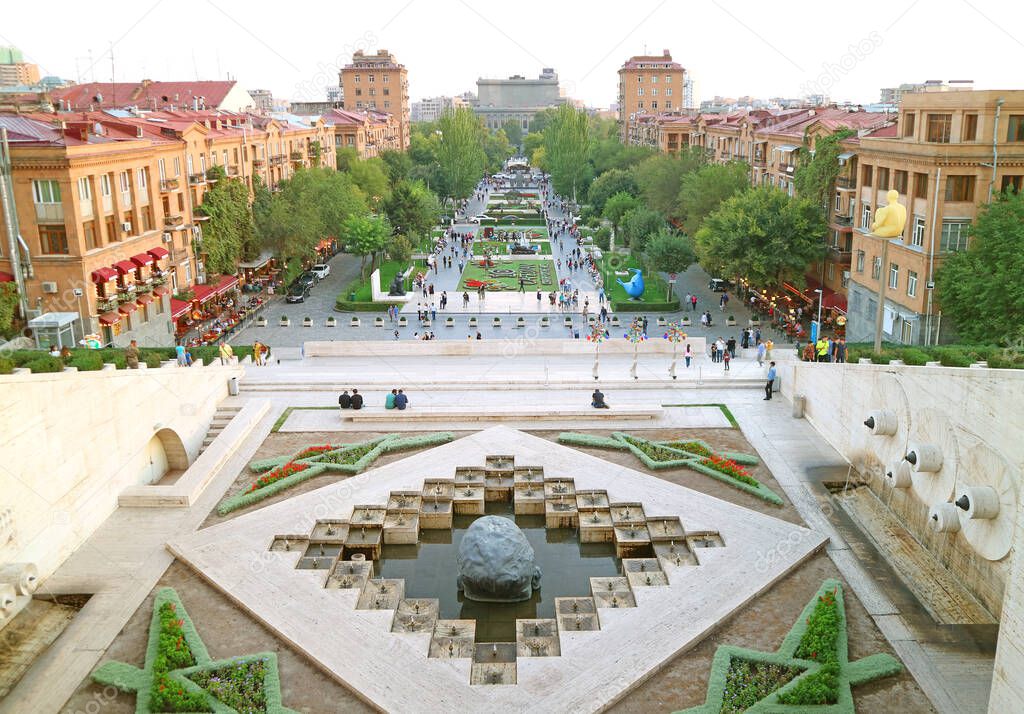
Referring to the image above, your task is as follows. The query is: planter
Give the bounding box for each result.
[280,317,290,327]
[748,319,760,326]
[540,316,550,327]
[726,318,737,326]
[516,316,526,327]
[398,316,408,327]
[256,317,268,327]
[468,317,478,327]
[657,317,667,327]
[564,317,573,326]
[492,317,502,327]
[611,316,621,326]
[350,317,360,327]
[302,317,313,327]
[374,316,385,327]
[422,319,431,327]
[445,317,455,327]
[681,316,691,326]
[326,317,337,327]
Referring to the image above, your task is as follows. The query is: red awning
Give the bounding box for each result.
[191,284,215,303]
[118,302,137,314]
[0,271,14,282]
[147,246,170,260]
[213,274,239,296]
[113,260,137,275]
[91,267,118,283]
[130,252,154,268]
[137,293,155,304]
[170,298,190,319]
[98,311,122,325]
[153,286,170,297]
[802,280,848,314]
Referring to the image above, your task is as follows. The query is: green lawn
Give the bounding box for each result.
[599,253,678,311]
[471,240,551,256]
[345,259,410,302]
[458,258,558,292]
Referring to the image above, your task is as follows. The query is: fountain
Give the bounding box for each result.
[456,517,542,603]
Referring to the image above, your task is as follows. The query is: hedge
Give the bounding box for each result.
[0,345,255,373]
[844,342,1024,369]
[334,299,402,313]
[678,579,902,713]
[92,587,296,713]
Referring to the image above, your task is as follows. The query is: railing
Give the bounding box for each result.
[159,178,179,192]
[289,150,304,160]
[827,245,853,261]
[835,176,855,189]
[778,162,795,173]
[270,154,286,166]
[752,156,766,167]
[34,203,64,223]
[97,297,119,312]
[164,214,183,227]
[188,173,206,185]
[252,158,266,168]
[832,214,853,226]
[225,165,240,176]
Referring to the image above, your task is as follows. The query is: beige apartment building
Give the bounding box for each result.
[845,90,1024,345]
[340,49,410,150]
[617,51,685,140]
[321,108,403,159]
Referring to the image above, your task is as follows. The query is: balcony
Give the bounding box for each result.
[289,150,304,160]
[827,244,853,262]
[188,173,207,186]
[163,214,184,228]
[752,156,766,168]
[252,158,266,168]
[34,203,64,223]
[835,176,855,189]
[97,296,119,312]
[778,162,795,173]
[225,164,240,177]
[831,214,853,227]
[159,178,179,192]
[269,154,286,166]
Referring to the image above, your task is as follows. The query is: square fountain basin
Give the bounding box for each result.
[610,502,646,526]
[452,487,485,515]
[351,506,387,527]
[310,520,349,542]
[422,479,455,500]
[357,578,405,610]
[654,541,698,568]
[544,499,579,529]
[326,560,373,589]
[383,513,419,544]
[647,516,686,541]
[516,618,560,657]
[513,467,545,485]
[576,490,610,509]
[419,499,454,529]
[543,479,576,498]
[392,598,440,633]
[386,492,422,512]
[429,619,477,659]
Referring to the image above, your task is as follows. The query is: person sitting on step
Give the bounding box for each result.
[338,390,351,409]
[591,388,609,409]
[350,389,364,410]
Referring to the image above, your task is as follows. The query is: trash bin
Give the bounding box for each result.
[228,376,239,396]
[792,393,805,418]
[348,291,357,301]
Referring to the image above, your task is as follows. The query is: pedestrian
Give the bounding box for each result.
[756,340,766,366]
[765,338,773,360]
[727,336,736,359]
[393,329,400,340]
[684,343,692,368]
[175,343,187,367]
[219,342,233,365]
[691,295,698,312]
[710,341,718,363]
[642,316,648,337]
[431,306,437,321]
[764,361,777,400]
[253,341,264,366]
[723,349,731,371]
[126,339,141,369]
[835,338,847,363]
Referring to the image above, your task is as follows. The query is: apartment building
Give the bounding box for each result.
[0,47,40,88]
[321,108,403,159]
[51,80,256,113]
[411,95,468,123]
[845,90,1024,345]
[617,51,686,140]
[340,49,410,150]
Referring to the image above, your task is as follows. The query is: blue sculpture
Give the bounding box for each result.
[616,268,645,299]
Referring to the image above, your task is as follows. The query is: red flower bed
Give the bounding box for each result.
[295,444,333,460]
[699,455,760,487]
[249,462,308,493]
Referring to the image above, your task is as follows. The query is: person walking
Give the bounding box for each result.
[126,339,141,369]
[764,361,777,400]
[710,341,718,363]
[684,343,692,368]
[175,343,187,367]
[756,340,766,367]
[691,294,698,312]
[723,349,731,371]
[835,338,847,363]
[219,342,233,365]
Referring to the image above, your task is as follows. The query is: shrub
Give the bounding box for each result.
[24,356,64,373]
[595,226,612,250]
[144,352,163,368]
[934,347,972,367]
[897,347,931,366]
[69,351,104,371]
[0,357,14,374]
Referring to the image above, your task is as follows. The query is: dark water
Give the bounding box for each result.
[376,501,621,642]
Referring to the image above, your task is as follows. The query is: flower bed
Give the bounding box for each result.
[778,587,842,705]
[151,601,209,712]
[294,444,334,460]
[188,657,268,713]
[698,455,760,488]
[250,462,308,493]
[661,440,713,458]
[721,658,803,713]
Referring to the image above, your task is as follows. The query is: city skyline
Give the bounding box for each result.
[3,0,1022,108]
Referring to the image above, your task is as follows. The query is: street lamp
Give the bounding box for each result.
[814,288,823,341]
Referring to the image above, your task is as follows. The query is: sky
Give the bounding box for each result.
[4,0,1024,108]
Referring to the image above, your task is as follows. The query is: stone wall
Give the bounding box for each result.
[779,360,1024,619]
[304,337,707,358]
[0,364,240,579]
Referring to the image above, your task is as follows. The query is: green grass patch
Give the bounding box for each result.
[458,258,558,292]
[599,253,678,312]
[471,240,552,256]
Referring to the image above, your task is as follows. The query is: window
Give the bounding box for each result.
[877,167,889,190]
[893,170,908,194]
[384,101,390,109]
[382,75,389,83]
[666,88,673,96]
[637,87,644,96]
[141,206,153,232]
[665,100,672,109]
[926,113,952,143]
[78,177,92,201]
[32,179,61,204]
[834,193,842,211]
[827,262,835,281]
[101,174,111,196]
[383,88,389,96]
[871,256,882,279]
[137,168,148,190]
[651,88,658,96]
[911,216,925,247]
[173,157,181,177]
[39,225,69,254]
[665,75,671,83]
[637,101,644,109]
[862,164,873,186]
[913,172,928,199]
[1001,175,1023,194]
[861,205,872,229]
[902,112,915,137]
[650,75,658,83]
[355,89,362,96]
[888,262,899,289]
[856,250,865,272]
[940,220,971,252]
[637,75,643,83]
[354,74,360,83]
[368,74,375,83]
[945,175,975,202]
[651,101,658,109]
[158,159,167,180]
[184,262,192,284]
[907,270,918,297]
[119,171,130,192]
[1008,115,1024,142]
[962,113,978,141]
[901,320,914,344]
[186,155,193,175]
[83,220,98,250]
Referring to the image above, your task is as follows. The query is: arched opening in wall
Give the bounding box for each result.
[139,428,190,485]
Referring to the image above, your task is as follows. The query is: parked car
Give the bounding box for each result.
[296,271,318,288]
[311,263,331,280]
[709,278,734,292]
[468,214,491,224]
[285,283,310,303]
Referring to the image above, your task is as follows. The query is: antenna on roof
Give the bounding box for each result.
[109,40,115,108]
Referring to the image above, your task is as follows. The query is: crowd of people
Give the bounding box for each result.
[337,388,409,410]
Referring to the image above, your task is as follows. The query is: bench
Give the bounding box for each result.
[342,407,661,423]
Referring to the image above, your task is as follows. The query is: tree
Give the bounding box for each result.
[383,180,440,243]
[483,129,513,173]
[335,146,359,172]
[936,190,1024,344]
[543,104,591,202]
[794,128,855,217]
[195,165,253,275]
[341,214,391,275]
[634,149,705,219]
[388,235,413,263]
[602,192,640,241]
[502,119,524,147]
[618,206,668,253]
[308,140,322,168]
[644,231,696,299]
[522,132,544,159]
[694,187,826,286]
[528,107,559,134]
[346,158,390,205]
[379,149,413,186]
[0,283,20,336]
[436,107,487,202]
[588,168,639,212]
[589,138,655,176]
[677,162,751,236]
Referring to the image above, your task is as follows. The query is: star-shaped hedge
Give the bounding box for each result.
[217,432,454,515]
[558,432,783,505]
[679,579,902,713]
[92,587,297,713]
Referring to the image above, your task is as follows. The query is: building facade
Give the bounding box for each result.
[0,47,40,88]
[845,90,1024,345]
[248,89,273,114]
[321,108,403,159]
[879,79,974,105]
[617,51,685,139]
[411,95,468,123]
[472,69,564,130]
[339,49,409,150]
[51,80,257,113]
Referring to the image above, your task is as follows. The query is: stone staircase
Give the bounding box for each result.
[200,405,242,453]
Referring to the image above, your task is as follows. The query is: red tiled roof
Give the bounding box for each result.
[52,80,237,111]
[865,123,899,138]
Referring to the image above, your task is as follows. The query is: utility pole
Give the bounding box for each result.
[0,128,31,321]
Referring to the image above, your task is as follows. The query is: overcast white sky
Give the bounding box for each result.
[4,0,1023,107]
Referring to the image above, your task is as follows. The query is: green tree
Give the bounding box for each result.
[436,107,487,203]
[379,149,413,186]
[0,283,20,336]
[644,230,696,299]
[483,129,513,173]
[634,149,705,220]
[335,146,359,172]
[618,206,668,253]
[936,190,1024,344]
[677,161,751,236]
[342,214,391,275]
[308,140,322,168]
[388,234,413,263]
[587,168,639,212]
[543,104,591,202]
[501,119,524,147]
[602,191,640,241]
[522,132,544,159]
[589,138,655,176]
[794,128,855,217]
[694,187,826,286]
[528,107,559,134]
[346,158,390,204]
[195,165,253,275]
[383,180,440,243]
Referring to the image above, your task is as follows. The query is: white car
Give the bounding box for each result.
[311,263,330,279]
[468,215,492,224]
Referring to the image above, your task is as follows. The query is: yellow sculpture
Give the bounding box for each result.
[870,189,907,238]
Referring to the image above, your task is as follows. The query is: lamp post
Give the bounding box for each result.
[624,318,646,380]
[663,322,687,380]
[586,322,606,380]
[814,288,823,342]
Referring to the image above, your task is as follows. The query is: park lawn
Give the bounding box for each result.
[471,240,552,256]
[458,258,558,292]
[345,259,410,302]
[599,253,678,311]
